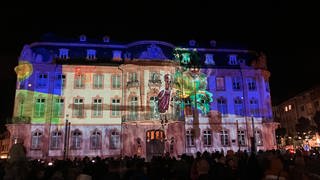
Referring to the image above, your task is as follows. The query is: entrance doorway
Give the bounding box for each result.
[146,129,165,161]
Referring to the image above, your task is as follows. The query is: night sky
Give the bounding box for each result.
[1,2,319,121]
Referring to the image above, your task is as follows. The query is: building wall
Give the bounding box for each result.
[8,38,277,159]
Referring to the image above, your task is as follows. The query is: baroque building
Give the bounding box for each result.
[7,35,277,160]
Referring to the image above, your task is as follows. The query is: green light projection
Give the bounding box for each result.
[173,48,213,114]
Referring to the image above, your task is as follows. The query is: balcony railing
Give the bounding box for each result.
[12,116,31,124]
[127,80,139,88]
[148,79,162,87]
[122,113,185,122]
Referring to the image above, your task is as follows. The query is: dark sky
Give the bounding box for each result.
[1,2,319,120]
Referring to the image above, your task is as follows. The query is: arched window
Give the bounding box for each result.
[110,130,120,149]
[234,97,244,116]
[71,129,82,149]
[90,129,101,149]
[217,97,228,115]
[186,129,195,147]
[50,130,62,149]
[31,130,43,149]
[220,130,230,146]
[238,130,246,146]
[203,130,212,146]
[255,129,263,146]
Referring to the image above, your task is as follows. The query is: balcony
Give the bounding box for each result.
[12,116,31,124]
[127,80,139,88]
[122,113,184,122]
[148,79,162,87]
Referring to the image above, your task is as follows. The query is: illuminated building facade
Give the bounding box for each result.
[7,35,278,160]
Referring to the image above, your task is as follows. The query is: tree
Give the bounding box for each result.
[295,116,317,138]
[313,111,320,133]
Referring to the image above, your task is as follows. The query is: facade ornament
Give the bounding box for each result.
[139,44,167,59]
[19,45,33,61]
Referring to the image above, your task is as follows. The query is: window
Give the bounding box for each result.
[284,106,288,112]
[73,98,84,117]
[59,48,69,59]
[149,97,159,119]
[247,77,256,91]
[255,130,263,146]
[150,72,160,82]
[55,74,66,89]
[186,129,195,147]
[50,130,62,149]
[205,54,215,65]
[53,98,64,117]
[111,75,121,89]
[74,74,85,88]
[220,130,229,146]
[129,72,138,82]
[234,97,244,116]
[71,129,82,149]
[238,130,246,146]
[129,96,138,120]
[18,96,25,117]
[34,97,46,118]
[229,54,238,65]
[300,105,305,111]
[203,130,212,146]
[86,49,96,60]
[92,98,102,117]
[217,97,228,115]
[93,74,103,89]
[111,99,120,117]
[288,105,292,110]
[112,50,122,60]
[36,73,48,88]
[250,98,259,117]
[216,77,225,91]
[90,130,101,149]
[110,130,120,149]
[232,77,242,90]
[31,131,42,149]
[181,53,190,64]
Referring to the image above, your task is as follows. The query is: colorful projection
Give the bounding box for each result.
[173,48,213,114]
[14,61,33,81]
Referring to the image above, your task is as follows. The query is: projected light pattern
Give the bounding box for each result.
[7,39,278,160]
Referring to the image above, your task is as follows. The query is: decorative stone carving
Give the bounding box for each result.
[19,45,33,61]
[139,44,167,59]
[252,52,267,69]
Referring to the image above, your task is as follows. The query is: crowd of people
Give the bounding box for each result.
[0,144,319,180]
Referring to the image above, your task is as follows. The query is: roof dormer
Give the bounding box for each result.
[79,34,86,42]
[103,35,110,43]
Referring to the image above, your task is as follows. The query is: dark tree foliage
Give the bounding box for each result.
[313,111,320,133]
[295,116,317,137]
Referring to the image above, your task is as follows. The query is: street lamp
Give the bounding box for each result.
[251,115,256,153]
[63,114,71,160]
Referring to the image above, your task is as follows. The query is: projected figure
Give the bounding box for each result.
[157,74,171,114]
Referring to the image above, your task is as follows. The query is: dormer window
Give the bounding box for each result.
[189,40,196,47]
[80,35,86,42]
[113,50,122,61]
[86,49,96,60]
[103,36,110,43]
[229,54,238,65]
[59,48,69,59]
[205,54,215,65]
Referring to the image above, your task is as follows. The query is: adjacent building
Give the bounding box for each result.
[273,85,320,136]
[7,35,278,160]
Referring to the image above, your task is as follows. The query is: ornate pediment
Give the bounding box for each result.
[139,44,167,59]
